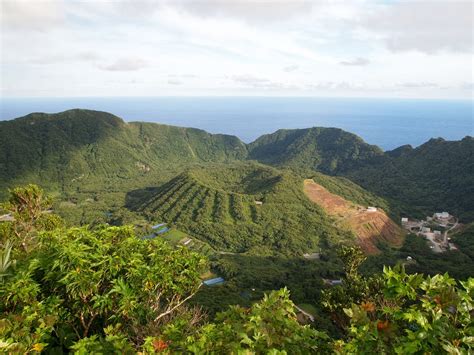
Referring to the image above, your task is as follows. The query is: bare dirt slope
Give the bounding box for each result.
[303,179,404,254]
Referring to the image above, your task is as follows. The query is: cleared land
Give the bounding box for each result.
[303,179,404,254]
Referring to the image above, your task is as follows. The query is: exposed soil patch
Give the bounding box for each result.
[304,179,404,254]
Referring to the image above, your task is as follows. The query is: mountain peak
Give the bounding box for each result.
[15,109,125,127]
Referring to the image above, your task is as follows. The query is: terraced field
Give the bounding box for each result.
[130,163,352,255]
[134,172,260,225]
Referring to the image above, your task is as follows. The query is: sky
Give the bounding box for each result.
[0,0,473,98]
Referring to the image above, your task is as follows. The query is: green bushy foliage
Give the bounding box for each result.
[247,127,383,174]
[0,220,206,352]
[340,266,474,354]
[345,137,474,221]
[0,184,63,253]
[165,288,330,354]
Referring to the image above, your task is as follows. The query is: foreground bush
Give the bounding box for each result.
[0,225,205,352]
[1,185,473,354]
[339,266,474,354]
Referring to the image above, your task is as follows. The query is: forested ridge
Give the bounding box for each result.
[0,109,473,353]
[1,109,472,220]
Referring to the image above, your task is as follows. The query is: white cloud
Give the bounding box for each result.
[0,0,64,31]
[168,79,183,85]
[360,1,473,54]
[283,65,299,72]
[339,57,370,66]
[0,0,471,98]
[98,58,148,72]
[398,82,438,89]
[169,0,316,23]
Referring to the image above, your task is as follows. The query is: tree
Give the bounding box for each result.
[162,288,330,354]
[0,184,62,253]
[0,224,206,352]
[321,246,383,331]
[339,265,474,354]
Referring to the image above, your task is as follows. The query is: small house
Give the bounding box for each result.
[434,230,441,235]
[401,217,408,223]
[434,212,450,219]
[367,207,377,212]
[406,256,413,261]
[421,227,431,233]
[203,277,225,286]
[254,201,263,206]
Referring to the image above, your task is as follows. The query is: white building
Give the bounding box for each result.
[367,207,377,212]
[421,227,431,233]
[434,212,450,219]
[254,201,263,206]
[401,217,408,223]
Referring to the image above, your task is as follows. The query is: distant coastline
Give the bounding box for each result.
[1,97,472,151]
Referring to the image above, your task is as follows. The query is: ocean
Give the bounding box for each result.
[1,97,472,151]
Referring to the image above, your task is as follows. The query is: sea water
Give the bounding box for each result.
[1,97,472,151]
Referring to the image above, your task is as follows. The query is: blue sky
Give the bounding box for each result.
[1,0,472,98]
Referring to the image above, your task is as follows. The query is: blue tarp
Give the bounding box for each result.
[152,223,166,229]
[203,277,225,286]
[156,227,170,234]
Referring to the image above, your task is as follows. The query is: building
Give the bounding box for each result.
[406,256,413,261]
[367,207,377,212]
[203,277,225,286]
[434,230,441,235]
[421,227,431,233]
[401,217,408,223]
[434,212,450,219]
[254,201,263,206]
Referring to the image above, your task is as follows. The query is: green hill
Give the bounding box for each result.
[128,162,353,255]
[2,109,472,223]
[0,109,247,198]
[344,137,474,221]
[247,127,473,221]
[247,127,383,174]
